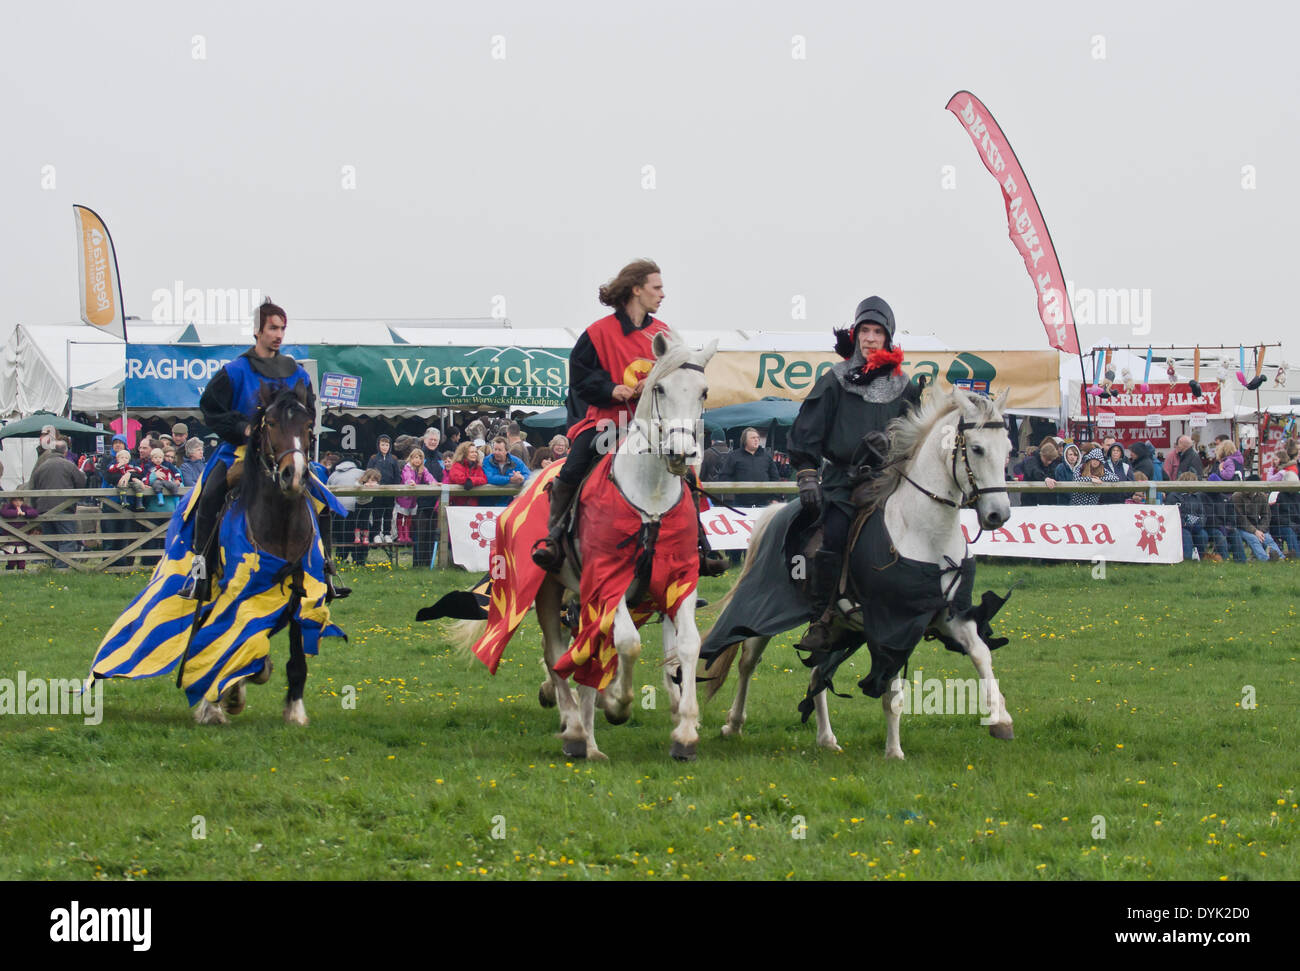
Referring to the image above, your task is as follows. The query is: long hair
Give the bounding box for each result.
[255,297,287,332]
[599,259,661,308]
[451,441,480,466]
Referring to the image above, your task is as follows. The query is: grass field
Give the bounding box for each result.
[0,557,1295,880]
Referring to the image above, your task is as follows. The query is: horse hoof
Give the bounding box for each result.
[283,702,309,727]
[720,723,741,738]
[588,748,609,762]
[884,749,905,761]
[251,659,272,685]
[819,738,843,753]
[670,742,697,762]
[989,722,1015,740]
[604,707,630,726]
[538,684,556,709]
[562,738,587,760]
[221,683,247,716]
[193,700,228,726]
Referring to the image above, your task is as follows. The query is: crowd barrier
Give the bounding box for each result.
[2,481,1295,572]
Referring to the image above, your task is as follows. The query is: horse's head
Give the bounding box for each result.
[949,386,1012,530]
[253,384,314,498]
[633,330,718,477]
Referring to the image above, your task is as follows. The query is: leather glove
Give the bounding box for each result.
[796,468,822,513]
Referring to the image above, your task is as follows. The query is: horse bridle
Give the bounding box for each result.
[901,415,1009,510]
[255,407,311,482]
[629,361,707,467]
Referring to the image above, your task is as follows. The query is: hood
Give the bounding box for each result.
[335,460,359,472]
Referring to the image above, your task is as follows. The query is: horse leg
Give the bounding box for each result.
[193,697,228,725]
[602,599,641,726]
[221,679,247,716]
[667,601,702,761]
[537,577,584,753]
[662,620,682,719]
[814,688,843,752]
[721,635,768,739]
[881,676,905,760]
[283,616,309,726]
[935,615,1013,739]
[576,684,607,761]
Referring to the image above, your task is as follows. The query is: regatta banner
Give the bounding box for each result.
[960,504,1183,563]
[73,205,127,340]
[1074,382,1223,420]
[706,349,1059,410]
[945,91,1079,356]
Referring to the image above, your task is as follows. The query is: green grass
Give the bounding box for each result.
[0,558,1295,880]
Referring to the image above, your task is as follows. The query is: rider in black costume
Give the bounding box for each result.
[787,296,921,655]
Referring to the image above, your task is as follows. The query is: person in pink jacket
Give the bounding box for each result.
[397,448,437,544]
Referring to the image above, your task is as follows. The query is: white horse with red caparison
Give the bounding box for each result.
[454,329,717,761]
[702,387,1015,759]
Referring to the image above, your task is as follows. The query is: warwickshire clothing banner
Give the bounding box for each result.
[447,501,1183,569]
[705,350,1060,410]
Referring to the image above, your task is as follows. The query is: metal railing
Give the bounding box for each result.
[3,479,1296,572]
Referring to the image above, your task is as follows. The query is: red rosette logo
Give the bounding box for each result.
[469,510,498,549]
[1134,509,1165,556]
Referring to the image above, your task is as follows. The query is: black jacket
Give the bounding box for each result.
[1019,452,1052,507]
[715,446,782,483]
[366,452,402,485]
[788,366,921,503]
[1129,442,1156,481]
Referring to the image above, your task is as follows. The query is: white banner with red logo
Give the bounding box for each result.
[447,506,502,571]
[449,502,1185,569]
[960,504,1183,563]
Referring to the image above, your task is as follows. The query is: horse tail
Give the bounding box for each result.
[702,502,784,703]
[446,618,488,656]
[702,642,741,703]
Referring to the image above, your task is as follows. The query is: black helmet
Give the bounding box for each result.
[853,296,896,344]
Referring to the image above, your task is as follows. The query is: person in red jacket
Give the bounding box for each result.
[445,442,488,506]
[532,259,670,569]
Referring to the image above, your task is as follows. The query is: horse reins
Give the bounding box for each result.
[901,416,1009,511]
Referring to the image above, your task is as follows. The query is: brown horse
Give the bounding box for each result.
[192,384,324,726]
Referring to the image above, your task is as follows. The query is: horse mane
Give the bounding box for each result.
[860,387,1004,511]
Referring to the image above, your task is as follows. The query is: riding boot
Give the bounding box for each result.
[796,549,844,660]
[531,478,578,571]
[180,467,227,601]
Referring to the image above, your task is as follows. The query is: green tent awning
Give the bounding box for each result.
[0,411,104,440]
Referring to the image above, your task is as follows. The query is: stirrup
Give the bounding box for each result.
[795,609,839,666]
[179,553,210,601]
[531,534,564,571]
[324,557,351,601]
[701,551,728,576]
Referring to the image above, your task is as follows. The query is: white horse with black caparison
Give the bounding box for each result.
[704,387,1015,759]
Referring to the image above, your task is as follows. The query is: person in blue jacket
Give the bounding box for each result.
[482,436,530,507]
[182,298,348,601]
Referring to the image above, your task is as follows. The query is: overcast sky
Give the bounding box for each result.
[3,0,1297,366]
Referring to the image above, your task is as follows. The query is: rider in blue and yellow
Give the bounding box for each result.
[180,298,349,602]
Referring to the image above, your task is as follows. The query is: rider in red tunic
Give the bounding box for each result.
[532,259,670,570]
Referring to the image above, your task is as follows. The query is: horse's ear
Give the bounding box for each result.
[952,385,978,416]
[993,387,1010,412]
[652,332,670,358]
